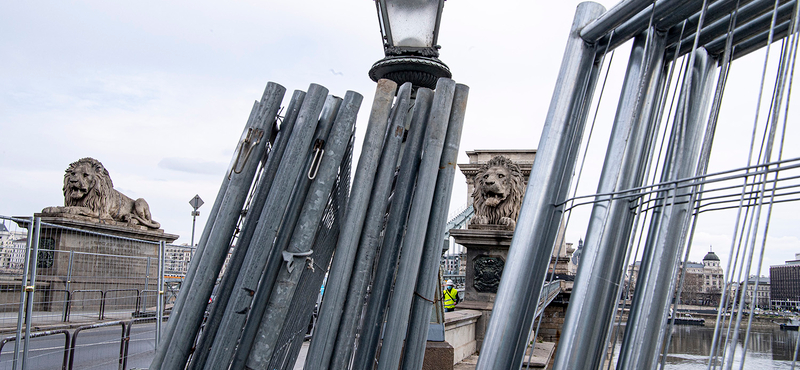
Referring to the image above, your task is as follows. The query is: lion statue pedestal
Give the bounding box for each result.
[449,154,529,350]
[15,158,179,312]
[35,157,178,276]
[451,152,572,349]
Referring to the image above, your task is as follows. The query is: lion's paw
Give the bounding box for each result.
[499,217,516,229]
[41,206,63,214]
[470,215,489,225]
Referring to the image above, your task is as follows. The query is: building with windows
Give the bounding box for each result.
[743,275,770,309]
[164,244,195,277]
[770,253,800,310]
[0,223,27,272]
[442,253,463,276]
[672,250,725,306]
[701,251,725,294]
[629,249,724,306]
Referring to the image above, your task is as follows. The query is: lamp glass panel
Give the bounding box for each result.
[385,0,439,48]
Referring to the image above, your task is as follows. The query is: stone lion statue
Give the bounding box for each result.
[469,156,525,230]
[42,158,161,229]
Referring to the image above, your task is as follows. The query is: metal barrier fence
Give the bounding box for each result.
[0,215,191,370]
[478,1,800,369]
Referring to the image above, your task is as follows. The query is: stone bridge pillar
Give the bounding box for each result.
[450,150,575,351]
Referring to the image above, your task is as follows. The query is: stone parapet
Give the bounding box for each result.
[445,309,481,364]
[25,214,178,243]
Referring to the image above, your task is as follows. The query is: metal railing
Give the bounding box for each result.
[478,1,800,369]
[68,321,126,370]
[0,329,71,370]
[0,317,170,370]
[0,214,187,369]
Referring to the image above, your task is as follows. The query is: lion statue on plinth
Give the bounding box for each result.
[42,157,161,229]
[469,156,525,230]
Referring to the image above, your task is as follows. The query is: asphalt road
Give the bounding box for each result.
[0,321,159,370]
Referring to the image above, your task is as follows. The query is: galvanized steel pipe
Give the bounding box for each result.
[553,28,668,370]
[666,0,784,58]
[617,48,716,370]
[201,83,328,370]
[580,0,655,42]
[328,84,421,370]
[151,100,260,369]
[597,0,698,52]
[188,90,306,370]
[351,84,431,370]
[704,1,796,54]
[377,78,455,370]
[475,3,606,369]
[401,83,469,370]
[244,91,362,370]
[151,82,285,370]
[303,79,397,370]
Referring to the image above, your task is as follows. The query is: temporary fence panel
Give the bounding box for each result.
[476,1,800,369]
[0,215,178,370]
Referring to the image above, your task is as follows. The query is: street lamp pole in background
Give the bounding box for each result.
[189,194,204,247]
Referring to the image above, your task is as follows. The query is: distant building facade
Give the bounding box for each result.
[0,224,27,273]
[770,253,800,310]
[743,276,770,309]
[670,251,724,306]
[701,251,725,294]
[164,244,195,276]
[442,252,465,276]
[628,249,724,306]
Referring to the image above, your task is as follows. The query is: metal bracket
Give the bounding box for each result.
[282,250,314,273]
[230,127,264,177]
[308,139,325,180]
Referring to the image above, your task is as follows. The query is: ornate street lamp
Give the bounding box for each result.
[368,0,451,89]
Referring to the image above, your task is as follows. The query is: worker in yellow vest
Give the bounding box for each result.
[443,280,460,312]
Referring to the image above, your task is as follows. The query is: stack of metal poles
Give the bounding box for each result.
[305,77,469,370]
[150,82,363,370]
[479,0,800,368]
[151,82,286,370]
[475,3,607,369]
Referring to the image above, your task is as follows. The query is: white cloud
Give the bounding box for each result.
[158,157,227,175]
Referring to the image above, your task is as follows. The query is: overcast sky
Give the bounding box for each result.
[2,1,798,276]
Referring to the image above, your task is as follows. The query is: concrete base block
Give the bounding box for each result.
[523,342,556,368]
[423,341,454,370]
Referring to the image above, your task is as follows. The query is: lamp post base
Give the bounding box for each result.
[369,55,451,90]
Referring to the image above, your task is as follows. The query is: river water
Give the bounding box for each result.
[610,324,800,369]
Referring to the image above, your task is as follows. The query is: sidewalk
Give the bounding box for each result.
[292,340,553,369]
[452,342,554,370]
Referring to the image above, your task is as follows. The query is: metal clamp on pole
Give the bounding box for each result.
[308,140,325,180]
[231,127,264,176]
[282,250,314,273]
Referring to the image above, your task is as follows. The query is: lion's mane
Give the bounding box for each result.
[63,158,114,214]
[471,156,525,229]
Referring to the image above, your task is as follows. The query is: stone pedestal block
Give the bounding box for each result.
[450,228,513,309]
[449,228,512,349]
[14,215,178,311]
[422,341,454,370]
